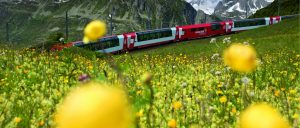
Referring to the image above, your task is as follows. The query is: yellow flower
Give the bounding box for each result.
[274,90,280,97]
[141,72,152,84]
[219,96,227,103]
[239,103,289,128]
[168,119,176,128]
[39,120,45,126]
[232,107,237,114]
[55,82,132,128]
[84,20,107,43]
[88,65,93,70]
[136,80,142,86]
[14,117,22,123]
[216,90,223,95]
[292,113,299,119]
[63,78,69,84]
[136,90,142,95]
[289,89,297,94]
[223,44,257,73]
[217,84,223,88]
[136,109,144,118]
[173,101,182,109]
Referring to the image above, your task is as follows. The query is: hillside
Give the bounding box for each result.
[250,0,300,18]
[0,0,196,46]
[129,16,300,56]
[1,16,299,128]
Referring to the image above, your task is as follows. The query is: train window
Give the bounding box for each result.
[211,24,222,31]
[78,37,119,50]
[234,19,266,28]
[137,29,172,42]
[281,16,293,20]
[191,27,205,32]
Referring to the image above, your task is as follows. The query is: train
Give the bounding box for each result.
[51,15,299,53]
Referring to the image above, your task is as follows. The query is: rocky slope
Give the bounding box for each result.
[0,0,197,46]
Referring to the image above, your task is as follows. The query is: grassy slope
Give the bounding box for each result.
[128,17,300,58]
[250,0,300,18]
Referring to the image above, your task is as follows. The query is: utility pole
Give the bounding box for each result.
[204,14,207,23]
[245,2,248,18]
[109,7,115,35]
[109,13,112,35]
[65,10,69,41]
[277,0,280,16]
[6,22,9,42]
[147,7,151,30]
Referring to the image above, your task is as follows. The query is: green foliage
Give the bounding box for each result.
[250,0,300,18]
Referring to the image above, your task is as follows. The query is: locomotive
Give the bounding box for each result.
[51,15,298,53]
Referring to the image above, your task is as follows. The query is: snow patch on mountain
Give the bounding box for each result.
[214,0,274,19]
[227,3,246,12]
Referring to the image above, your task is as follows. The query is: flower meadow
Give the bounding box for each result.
[1,18,300,128]
[0,39,299,128]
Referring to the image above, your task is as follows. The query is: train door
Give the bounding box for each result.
[271,16,281,25]
[225,21,233,33]
[126,33,136,50]
[178,28,184,40]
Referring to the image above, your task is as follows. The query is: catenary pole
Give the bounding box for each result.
[6,22,9,42]
[65,11,69,41]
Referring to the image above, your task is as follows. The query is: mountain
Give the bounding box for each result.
[250,0,300,18]
[214,0,274,19]
[185,0,221,14]
[185,0,275,21]
[194,10,222,23]
[0,0,197,46]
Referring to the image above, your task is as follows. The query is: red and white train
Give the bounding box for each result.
[51,15,298,53]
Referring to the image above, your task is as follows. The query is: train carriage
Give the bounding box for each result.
[51,15,299,53]
[176,21,233,41]
[232,18,270,31]
[76,35,125,53]
[130,28,177,48]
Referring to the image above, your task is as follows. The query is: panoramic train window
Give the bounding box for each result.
[78,37,119,50]
[211,24,222,31]
[234,19,266,28]
[281,16,294,20]
[137,29,172,42]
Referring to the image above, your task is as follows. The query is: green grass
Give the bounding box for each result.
[0,17,299,127]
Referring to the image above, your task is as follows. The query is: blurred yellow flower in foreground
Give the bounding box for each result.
[82,36,90,44]
[239,103,289,128]
[55,82,132,128]
[223,44,257,73]
[83,20,107,43]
